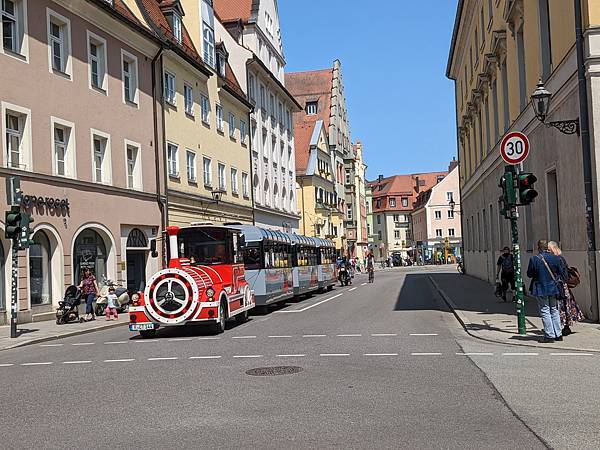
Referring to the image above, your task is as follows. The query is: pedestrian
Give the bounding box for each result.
[526,239,568,343]
[78,268,99,321]
[548,241,584,336]
[496,246,515,302]
[104,286,119,321]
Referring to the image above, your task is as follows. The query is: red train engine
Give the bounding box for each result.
[129,224,254,338]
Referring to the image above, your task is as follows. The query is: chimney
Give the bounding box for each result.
[448,157,458,172]
[378,174,383,183]
[415,176,420,193]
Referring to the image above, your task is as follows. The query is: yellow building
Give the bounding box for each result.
[136,0,254,227]
[447,0,600,319]
[296,120,344,252]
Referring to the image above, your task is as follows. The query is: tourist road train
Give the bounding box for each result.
[129,223,337,338]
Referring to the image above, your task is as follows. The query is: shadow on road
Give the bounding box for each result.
[393,273,452,312]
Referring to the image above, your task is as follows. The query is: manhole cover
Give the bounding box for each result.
[245,366,303,376]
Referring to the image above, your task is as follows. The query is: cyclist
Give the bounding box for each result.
[366,252,375,283]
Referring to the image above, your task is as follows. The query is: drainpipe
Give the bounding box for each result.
[151,46,167,231]
[575,0,598,319]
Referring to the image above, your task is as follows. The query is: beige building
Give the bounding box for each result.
[0,0,164,323]
[346,141,369,260]
[447,0,600,319]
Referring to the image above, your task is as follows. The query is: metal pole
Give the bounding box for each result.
[507,165,526,335]
[10,240,18,338]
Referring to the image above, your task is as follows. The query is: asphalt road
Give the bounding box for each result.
[0,267,577,449]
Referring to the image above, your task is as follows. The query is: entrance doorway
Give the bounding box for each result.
[126,228,148,293]
[73,229,107,284]
[29,231,52,305]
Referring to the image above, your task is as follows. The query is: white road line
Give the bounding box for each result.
[72,342,95,346]
[456,352,494,356]
[104,341,127,345]
[502,353,539,356]
[232,336,257,339]
[189,356,222,360]
[361,282,368,286]
[268,335,292,338]
[371,333,397,337]
[277,354,306,357]
[320,353,350,357]
[337,334,362,337]
[233,355,263,358]
[348,287,357,292]
[63,360,92,365]
[276,293,344,313]
[148,357,179,361]
[364,353,398,356]
[21,362,53,366]
[168,338,193,342]
[104,359,135,363]
[0,364,14,367]
[410,333,438,336]
[411,353,442,356]
[40,343,63,347]
[303,334,327,338]
[550,353,594,356]
[197,337,221,340]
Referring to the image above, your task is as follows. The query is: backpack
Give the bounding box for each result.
[500,255,514,274]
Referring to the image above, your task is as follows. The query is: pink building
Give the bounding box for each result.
[0,0,165,324]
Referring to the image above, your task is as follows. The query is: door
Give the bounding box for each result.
[126,251,146,293]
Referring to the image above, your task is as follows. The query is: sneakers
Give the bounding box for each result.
[539,336,563,343]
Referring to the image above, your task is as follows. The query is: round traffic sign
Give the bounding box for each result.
[500,131,530,165]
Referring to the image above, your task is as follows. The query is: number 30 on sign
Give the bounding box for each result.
[500,131,530,165]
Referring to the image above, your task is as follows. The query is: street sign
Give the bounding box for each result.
[500,131,530,165]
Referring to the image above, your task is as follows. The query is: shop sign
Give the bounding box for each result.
[21,195,70,211]
[77,244,97,271]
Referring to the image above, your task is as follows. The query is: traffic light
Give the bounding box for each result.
[5,207,22,240]
[499,171,517,209]
[517,172,538,205]
[18,212,34,249]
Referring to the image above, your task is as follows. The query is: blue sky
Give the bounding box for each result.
[279,0,459,180]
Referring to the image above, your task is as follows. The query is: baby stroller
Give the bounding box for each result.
[56,286,82,325]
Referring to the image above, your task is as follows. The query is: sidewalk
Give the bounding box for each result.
[0,314,128,351]
[429,271,600,352]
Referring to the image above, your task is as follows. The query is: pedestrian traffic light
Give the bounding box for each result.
[18,212,35,249]
[499,171,516,208]
[517,172,538,205]
[5,207,21,240]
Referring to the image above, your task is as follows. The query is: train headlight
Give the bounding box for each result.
[205,287,215,299]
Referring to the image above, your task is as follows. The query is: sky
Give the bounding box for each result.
[279,0,459,180]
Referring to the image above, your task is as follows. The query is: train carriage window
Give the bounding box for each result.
[177,228,231,265]
[243,242,261,270]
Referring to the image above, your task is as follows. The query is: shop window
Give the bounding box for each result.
[29,231,52,305]
[73,229,107,284]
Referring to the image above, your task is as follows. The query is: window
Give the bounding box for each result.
[306,101,317,115]
[200,95,210,124]
[184,83,194,116]
[5,111,21,169]
[378,230,382,240]
[516,26,527,110]
[125,141,142,190]
[389,198,396,207]
[164,71,176,105]
[217,51,226,77]
[122,50,138,105]
[167,142,178,178]
[278,101,283,127]
[172,13,182,43]
[269,94,275,121]
[377,215,381,225]
[203,157,211,186]
[231,168,238,194]
[547,169,560,242]
[240,120,247,144]
[248,74,255,101]
[87,31,107,91]
[242,172,249,198]
[435,211,442,220]
[539,0,552,81]
[345,169,351,185]
[448,228,455,237]
[448,210,455,219]
[347,206,353,220]
[393,214,400,222]
[286,109,292,133]
[436,229,443,238]
[47,10,71,75]
[92,131,110,183]
[214,105,223,133]
[376,198,381,208]
[446,192,453,202]
[186,150,196,182]
[2,0,27,57]
[394,230,400,239]
[260,85,266,111]
[53,123,70,176]
[228,113,235,138]
[218,163,226,190]
[202,22,215,67]
[401,198,408,207]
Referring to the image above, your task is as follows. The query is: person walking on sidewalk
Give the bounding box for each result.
[548,241,585,336]
[496,247,515,302]
[104,286,119,321]
[78,268,99,322]
[527,239,568,343]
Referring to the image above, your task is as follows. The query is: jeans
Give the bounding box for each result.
[537,296,562,338]
[85,293,96,315]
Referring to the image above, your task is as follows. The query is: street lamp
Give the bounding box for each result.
[531,79,580,135]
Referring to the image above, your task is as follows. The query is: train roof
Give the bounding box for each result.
[229,225,334,248]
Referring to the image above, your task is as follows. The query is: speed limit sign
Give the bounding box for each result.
[500,131,530,165]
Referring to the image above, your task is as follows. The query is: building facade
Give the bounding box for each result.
[345,141,369,260]
[447,0,600,319]
[214,0,301,232]
[0,0,164,324]
[411,166,462,263]
[371,172,447,261]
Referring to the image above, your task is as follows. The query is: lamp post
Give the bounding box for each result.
[531,79,580,135]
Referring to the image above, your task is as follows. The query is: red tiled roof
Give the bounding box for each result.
[113,0,144,25]
[286,69,333,128]
[213,0,253,23]
[294,121,316,175]
[370,172,448,213]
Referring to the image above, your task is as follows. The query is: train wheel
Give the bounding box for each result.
[236,309,249,324]
[212,300,227,334]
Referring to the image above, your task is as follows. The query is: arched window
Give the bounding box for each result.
[253,174,260,204]
[273,184,279,209]
[290,190,295,211]
[29,231,52,305]
[264,179,270,206]
[73,229,107,283]
[127,228,148,248]
[0,244,5,310]
[282,187,287,211]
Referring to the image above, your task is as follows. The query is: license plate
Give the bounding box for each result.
[129,323,155,331]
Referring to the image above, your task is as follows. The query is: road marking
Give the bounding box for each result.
[550,353,594,356]
[233,355,263,358]
[72,342,95,346]
[148,357,178,361]
[364,353,398,356]
[104,341,127,345]
[361,283,368,286]
[276,293,343,313]
[40,343,63,347]
[21,362,53,366]
[502,353,539,356]
[63,360,92,365]
[371,333,397,337]
[189,356,222,360]
[197,337,221,340]
[277,354,306,358]
[168,338,193,342]
[0,364,14,367]
[320,353,350,357]
[337,334,362,337]
[456,352,494,356]
[411,353,442,356]
[232,336,257,339]
[348,287,357,292]
[303,334,326,338]
[104,359,135,363]
[410,333,438,336]
[268,335,292,338]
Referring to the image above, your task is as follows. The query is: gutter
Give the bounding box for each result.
[151,46,167,231]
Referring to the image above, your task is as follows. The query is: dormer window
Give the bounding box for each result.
[216,43,228,77]
[161,2,185,44]
[306,101,317,115]
[172,13,182,43]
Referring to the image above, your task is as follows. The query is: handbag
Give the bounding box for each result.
[567,267,580,288]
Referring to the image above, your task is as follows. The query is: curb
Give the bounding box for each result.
[0,321,127,352]
[427,275,600,354]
